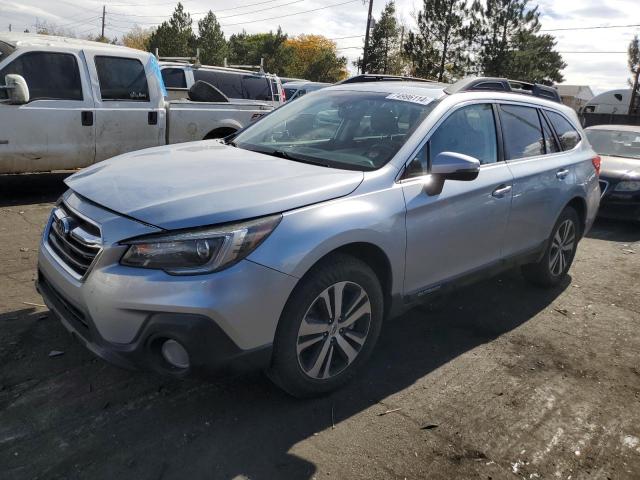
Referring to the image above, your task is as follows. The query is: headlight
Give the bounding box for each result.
[120,214,281,275]
[614,180,640,192]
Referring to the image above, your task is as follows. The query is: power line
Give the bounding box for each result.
[220,0,361,27]
[107,0,295,17]
[541,23,640,32]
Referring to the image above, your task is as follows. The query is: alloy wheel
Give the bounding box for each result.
[296,281,372,380]
[549,219,576,276]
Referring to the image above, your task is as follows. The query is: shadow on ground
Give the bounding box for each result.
[587,218,640,243]
[0,172,72,207]
[0,270,568,479]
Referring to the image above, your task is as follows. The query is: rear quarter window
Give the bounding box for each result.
[546,110,581,151]
[95,56,149,101]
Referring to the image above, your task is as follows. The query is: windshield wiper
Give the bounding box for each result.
[261,149,331,167]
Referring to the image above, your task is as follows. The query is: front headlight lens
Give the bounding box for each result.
[614,180,640,192]
[120,214,281,275]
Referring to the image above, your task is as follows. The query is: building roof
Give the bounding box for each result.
[556,84,594,100]
[585,124,640,133]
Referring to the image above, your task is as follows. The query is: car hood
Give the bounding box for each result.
[65,141,364,230]
[600,155,640,180]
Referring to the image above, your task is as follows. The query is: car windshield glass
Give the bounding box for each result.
[586,129,640,160]
[0,42,15,62]
[233,89,440,170]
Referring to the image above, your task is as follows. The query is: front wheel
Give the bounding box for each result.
[521,206,580,288]
[268,254,384,398]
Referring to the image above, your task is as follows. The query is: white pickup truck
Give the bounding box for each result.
[0,33,273,174]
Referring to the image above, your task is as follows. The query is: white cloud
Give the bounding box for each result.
[1,0,638,92]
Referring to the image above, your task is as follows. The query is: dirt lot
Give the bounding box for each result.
[0,173,639,480]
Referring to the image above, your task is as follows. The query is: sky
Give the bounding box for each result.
[1,0,638,93]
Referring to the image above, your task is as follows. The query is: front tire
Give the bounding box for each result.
[521,206,580,288]
[268,254,384,398]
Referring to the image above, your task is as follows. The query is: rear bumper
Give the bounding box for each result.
[37,269,272,376]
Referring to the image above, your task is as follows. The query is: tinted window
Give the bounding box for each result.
[430,103,498,165]
[546,111,581,150]
[161,68,186,89]
[540,112,560,154]
[192,69,217,87]
[0,51,82,101]
[243,75,271,101]
[499,105,544,159]
[95,56,149,101]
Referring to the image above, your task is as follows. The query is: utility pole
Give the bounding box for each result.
[101,5,106,39]
[362,0,374,74]
[8,24,11,32]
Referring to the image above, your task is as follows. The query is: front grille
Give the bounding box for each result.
[38,270,89,330]
[47,205,102,277]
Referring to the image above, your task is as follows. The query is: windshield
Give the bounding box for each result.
[233,89,439,170]
[586,129,640,160]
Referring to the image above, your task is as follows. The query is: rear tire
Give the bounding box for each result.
[521,206,580,288]
[268,254,383,398]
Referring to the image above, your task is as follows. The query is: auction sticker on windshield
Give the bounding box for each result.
[385,93,434,105]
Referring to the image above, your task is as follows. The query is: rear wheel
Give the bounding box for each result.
[268,254,383,398]
[522,206,580,288]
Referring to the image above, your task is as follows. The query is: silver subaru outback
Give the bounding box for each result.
[37,78,601,397]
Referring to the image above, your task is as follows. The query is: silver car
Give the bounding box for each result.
[37,79,601,397]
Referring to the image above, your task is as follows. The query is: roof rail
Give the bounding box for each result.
[223,57,265,73]
[155,47,201,67]
[338,74,436,84]
[444,77,561,103]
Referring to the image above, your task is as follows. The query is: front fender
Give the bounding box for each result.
[247,185,407,299]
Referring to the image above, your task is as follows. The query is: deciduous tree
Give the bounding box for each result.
[286,35,348,82]
[628,35,640,115]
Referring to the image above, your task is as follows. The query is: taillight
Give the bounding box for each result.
[592,155,601,176]
[281,87,286,102]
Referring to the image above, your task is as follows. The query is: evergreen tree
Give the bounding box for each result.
[148,3,196,57]
[197,11,227,65]
[473,0,565,83]
[628,35,640,115]
[227,28,289,73]
[363,2,402,75]
[405,0,472,82]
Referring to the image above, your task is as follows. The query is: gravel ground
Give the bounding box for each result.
[0,173,639,480]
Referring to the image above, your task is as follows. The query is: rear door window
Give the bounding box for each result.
[546,110,581,150]
[193,69,218,87]
[499,104,544,159]
[161,67,186,89]
[94,56,149,101]
[0,51,82,101]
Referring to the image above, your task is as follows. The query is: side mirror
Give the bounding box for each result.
[431,151,480,181]
[1,74,30,104]
[423,151,481,196]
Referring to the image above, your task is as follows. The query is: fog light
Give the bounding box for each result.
[160,339,190,369]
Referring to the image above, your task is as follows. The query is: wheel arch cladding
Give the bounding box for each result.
[567,196,587,237]
[297,242,393,319]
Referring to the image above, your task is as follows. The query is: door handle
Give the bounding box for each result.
[492,184,512,198]
[556,168,570,180]
[81,111,93,126]
[148,111,158,125]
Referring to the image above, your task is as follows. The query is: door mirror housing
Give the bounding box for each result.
[0,74,30,104]
[422,151,481,196]
[431,151,481,181]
